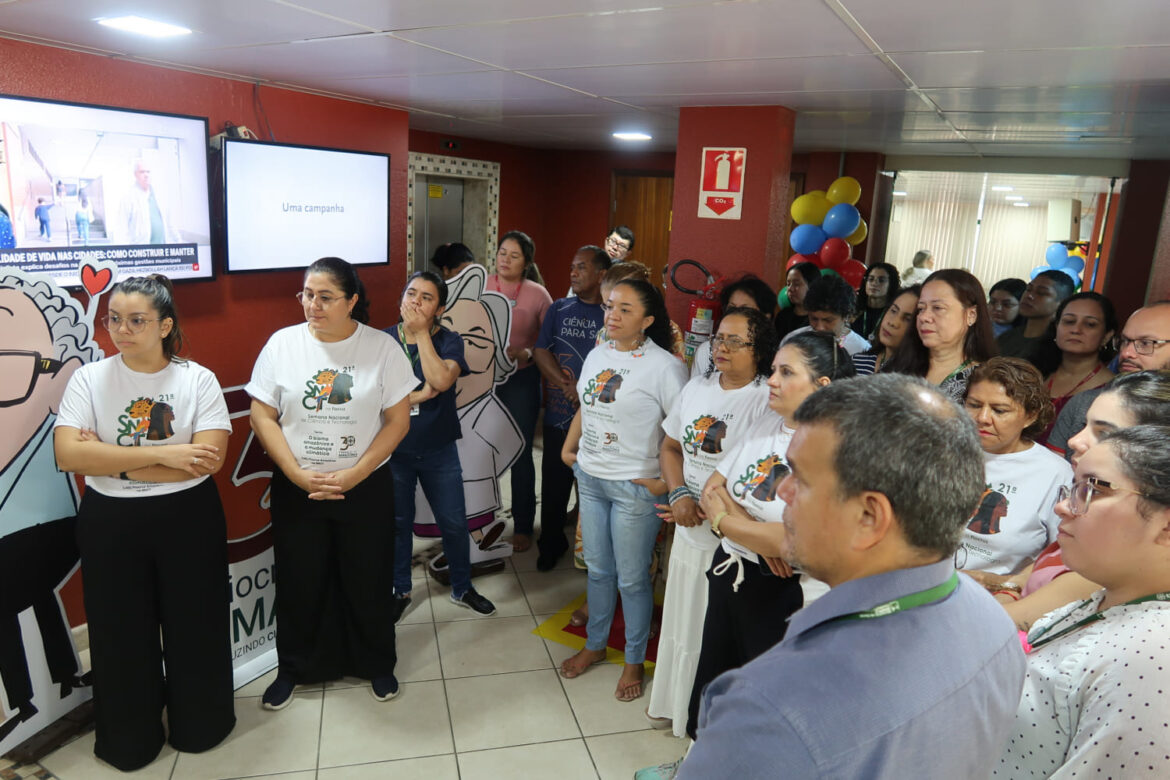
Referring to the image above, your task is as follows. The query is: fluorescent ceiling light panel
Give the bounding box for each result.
[991,186,1013,192]
[1012,202,1030,207]
[1005,195,1024,201]
[612,131,652,141]
[97,16,192,37]
[892,191,907,196]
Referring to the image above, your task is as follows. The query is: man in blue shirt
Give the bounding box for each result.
[532,245,610,571]
[676,374,1026,779]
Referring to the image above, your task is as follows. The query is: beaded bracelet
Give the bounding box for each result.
[992,589,1021,601]
[667,486,691,505]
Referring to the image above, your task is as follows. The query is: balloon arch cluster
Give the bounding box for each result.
[1032,243,1088,290]
[784,176,869,297]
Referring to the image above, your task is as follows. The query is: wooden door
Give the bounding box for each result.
[611,172,674,285]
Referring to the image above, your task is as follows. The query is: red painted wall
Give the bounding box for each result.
[410,130,674,294]
[665,106,795,326]
[1,37,411,624]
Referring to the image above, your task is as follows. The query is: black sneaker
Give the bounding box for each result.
[371,675,400,702]
[450,588,496,616]
[536,539,568,572]
[390,593,412,625]
[261,674,295,711]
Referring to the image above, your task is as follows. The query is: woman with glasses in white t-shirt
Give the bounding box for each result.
[54,275,234,771]
[246,257,415,711]
[646,307,775,735]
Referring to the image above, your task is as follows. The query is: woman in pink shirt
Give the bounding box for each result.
[487,230,552,551]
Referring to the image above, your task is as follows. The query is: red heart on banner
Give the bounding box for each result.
[80,264,112,297]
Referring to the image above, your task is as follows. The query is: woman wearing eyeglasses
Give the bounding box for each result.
[684,330,855,739]
[991,370,1170,632]
[53,275,235,770]
[996,425,1170,778]
[646,307,775,735]
[246,257,415,710]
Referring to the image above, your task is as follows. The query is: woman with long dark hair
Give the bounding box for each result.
[885,268,997,401]
[247,257,415,709]
[559,279,688,702]
[852,262,900,338]
[773,261,821,340]
[54,275,235,770]
[686,330,855,739]
[852,285,920,375]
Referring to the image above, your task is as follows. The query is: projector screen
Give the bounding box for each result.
[223,139,390,273]
[0,92,213,287]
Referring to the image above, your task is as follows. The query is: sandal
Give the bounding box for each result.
[615,665,645,702]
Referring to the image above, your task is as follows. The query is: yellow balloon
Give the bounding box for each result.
[845,217,868,246]
[826,176,862,205]
[791,190,831,225]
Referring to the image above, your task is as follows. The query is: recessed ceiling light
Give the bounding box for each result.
[1005,195,1024,201]
[991,186,1013,192]
[612,132,652,141]
[1012,202,1030,207]
[97,15,192,38]
[892,191,907,197]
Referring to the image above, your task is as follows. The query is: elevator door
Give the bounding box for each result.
[413,176,465,273]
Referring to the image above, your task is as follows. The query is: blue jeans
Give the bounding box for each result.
[496,364,540,535]
[391,443,471,598]
[575,465,663,665]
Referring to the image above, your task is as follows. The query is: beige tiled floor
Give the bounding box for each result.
[38,439,688,779]
[39,557,685,779]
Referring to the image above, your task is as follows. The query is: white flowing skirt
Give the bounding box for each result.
[647,536,717,738]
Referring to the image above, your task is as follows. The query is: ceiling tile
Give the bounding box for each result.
[846,0,1170,53]
[623,89,927,112]
[156,34,489,80]
[524,55,905,97]
[303,69,587,107]
[892,47,1170,89]
[0,0,362,52]
[921,84,1170,113]
[278,0,703,31]
[394,1,868,70]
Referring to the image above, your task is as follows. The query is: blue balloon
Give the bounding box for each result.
[1064,256,1085,273]
[1045,243,1069,268]
[822,203,861,239]
[1059,267,1081,285]
[1030,266,1047,280]
[790,223,828,256]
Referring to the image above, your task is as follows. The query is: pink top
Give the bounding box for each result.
[486,274,552,369]
[1021,540,1071,598]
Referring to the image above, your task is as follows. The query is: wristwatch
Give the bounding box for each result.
[710,510,728,539]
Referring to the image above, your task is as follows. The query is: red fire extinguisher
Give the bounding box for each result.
[668,259,723,366]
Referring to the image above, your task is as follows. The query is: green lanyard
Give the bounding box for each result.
[397,323,437,371]
[940,360,972,386]
[833,571,959,622]
[1028,591,1170,650]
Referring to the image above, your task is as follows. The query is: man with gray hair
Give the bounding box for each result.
[678,374,1025,778]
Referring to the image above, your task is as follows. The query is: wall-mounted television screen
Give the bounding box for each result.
[0,93,213,286]
[222,138,389,273]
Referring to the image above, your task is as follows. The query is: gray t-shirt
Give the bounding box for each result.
[1046,385,1104,457]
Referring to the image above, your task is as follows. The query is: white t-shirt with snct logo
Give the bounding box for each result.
[246,322,416,473]
[576,339,689,481]
[714,415,794,564]
[958,443,1071,575]
[55,355,231,498]
[661,373,771,550]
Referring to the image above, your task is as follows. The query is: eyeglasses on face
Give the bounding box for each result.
[0,350,65,407]
[711,334,754,352]
[606,236,631,251]
[1056,477,1149,516]
[1113,336,1170,355]
[296,291,343,307]
[101,314,160,333]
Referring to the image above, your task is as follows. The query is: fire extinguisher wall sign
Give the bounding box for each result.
[698,147,746,220]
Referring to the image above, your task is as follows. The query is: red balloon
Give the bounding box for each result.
[786,253,821,271]
[839,259,866,289]
[818,238,851,271]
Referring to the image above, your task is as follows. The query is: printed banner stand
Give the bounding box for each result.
[698,147,747,220]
